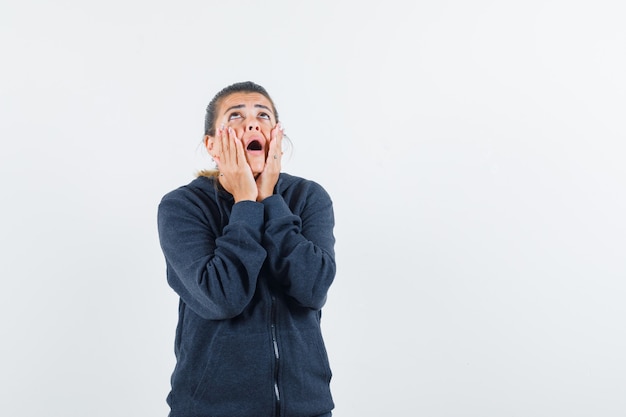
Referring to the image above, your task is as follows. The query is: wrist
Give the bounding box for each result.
[234,190,258,203]
[235,196,257,203]
[256,183,275,202]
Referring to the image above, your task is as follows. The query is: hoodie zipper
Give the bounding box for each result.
[270,294,281,417]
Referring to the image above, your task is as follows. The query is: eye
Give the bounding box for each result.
[258,112,270,120]
[228,112,242,120]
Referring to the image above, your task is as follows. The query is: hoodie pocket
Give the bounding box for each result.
[279,328,334,414]
[191,332,274,415]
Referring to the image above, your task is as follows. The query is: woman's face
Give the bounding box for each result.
[206,92,277,175]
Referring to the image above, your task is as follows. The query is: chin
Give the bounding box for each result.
[246,155,265,176]
[250,165,265,176]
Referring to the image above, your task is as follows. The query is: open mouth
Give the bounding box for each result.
[246,140,263,151]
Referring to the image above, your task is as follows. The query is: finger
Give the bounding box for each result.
[269,123,284,163]
[276,123,284,156]
[213,126,224,166]
[222,127,232,158]
[227,127,244,165]
[218,125,228,160]
[224,126,237,165]
[232,128,247,166]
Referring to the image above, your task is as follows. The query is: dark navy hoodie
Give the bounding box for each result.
[157,173,336,417]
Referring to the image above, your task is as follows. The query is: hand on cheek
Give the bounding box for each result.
[256,123,284,201]
[215,126,258,203]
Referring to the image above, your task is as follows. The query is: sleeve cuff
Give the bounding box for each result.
[230,200,265,229]
[261,194,292,219]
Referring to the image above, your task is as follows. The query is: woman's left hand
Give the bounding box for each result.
[256,123,284,201]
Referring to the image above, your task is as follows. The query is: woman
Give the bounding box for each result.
[157,81,336,417]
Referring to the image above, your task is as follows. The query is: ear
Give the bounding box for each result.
[204,135,214,153]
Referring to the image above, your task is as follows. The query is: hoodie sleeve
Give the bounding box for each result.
[157,190,267,320]
[261,181,336,310]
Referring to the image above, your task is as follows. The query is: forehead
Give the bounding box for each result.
[217,92,274,115]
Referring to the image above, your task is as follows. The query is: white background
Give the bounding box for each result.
[1,0,625,416]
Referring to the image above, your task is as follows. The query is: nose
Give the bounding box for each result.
[247,118,260,131]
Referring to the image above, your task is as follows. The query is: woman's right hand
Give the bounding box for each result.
[214,126,258,202]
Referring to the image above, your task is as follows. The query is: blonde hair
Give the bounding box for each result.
[196,169,220,178]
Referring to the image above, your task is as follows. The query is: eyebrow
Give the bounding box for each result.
[223,104,274,115]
